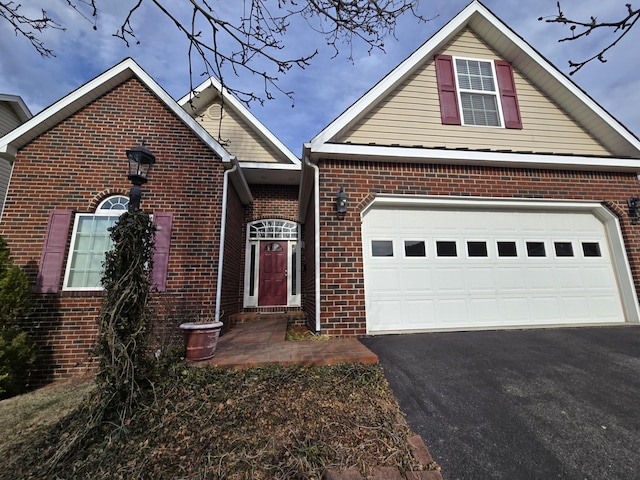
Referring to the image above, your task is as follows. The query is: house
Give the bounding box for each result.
[1,0,640,383]
[0,94,32,216]
[299,0,640,335]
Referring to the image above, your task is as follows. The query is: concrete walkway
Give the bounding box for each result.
[203,317,378,368]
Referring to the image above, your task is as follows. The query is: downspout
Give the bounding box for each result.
[215,156,238,324]
[304,156,321,333]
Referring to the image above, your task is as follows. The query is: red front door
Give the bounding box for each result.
[258,241,288,306]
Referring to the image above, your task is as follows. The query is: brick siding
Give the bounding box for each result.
[317,158,640,335]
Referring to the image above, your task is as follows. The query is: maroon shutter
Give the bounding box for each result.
[435,54,461,125]
[36,210,72,293]
[495,60,523,129]
[152,212,173,292]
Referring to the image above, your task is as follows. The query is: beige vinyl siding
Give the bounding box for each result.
[195,100,286,163]
[339,28,610,156]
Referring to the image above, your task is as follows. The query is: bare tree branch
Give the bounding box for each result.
[0,2,64,57]
[540,1,640,74]
[0,0,425,106]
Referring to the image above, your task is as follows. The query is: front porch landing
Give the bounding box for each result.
[203,317,378,368]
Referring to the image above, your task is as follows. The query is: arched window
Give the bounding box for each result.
[64,196,129,290]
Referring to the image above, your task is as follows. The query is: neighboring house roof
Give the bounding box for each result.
[0,94,33,132]
[180,78,301,186]
[0,58,232,164]
[307,0,640,171]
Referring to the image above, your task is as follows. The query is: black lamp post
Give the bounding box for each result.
[126,142,156,211]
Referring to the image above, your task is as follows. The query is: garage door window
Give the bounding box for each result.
[404,240,426,257]
[467,241,488,257]
[526,241,546,257]
[497,241,518,257]
[436,241,457,257]
[582,242,601,257]
[372,240,394,257]
[554,242,574,257]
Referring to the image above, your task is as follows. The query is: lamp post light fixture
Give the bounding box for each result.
[628,197,640,225]
[336,186,348,214]
[126,142,156,211]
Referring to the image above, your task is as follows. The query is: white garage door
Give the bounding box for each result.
[362,198,637,333]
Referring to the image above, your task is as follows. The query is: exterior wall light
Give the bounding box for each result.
[628,197,640,224]
[336,186,348,214]
[126,142,156,211]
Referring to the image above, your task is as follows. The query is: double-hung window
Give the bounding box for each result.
[64,196,129,290]
[455,58,501,127]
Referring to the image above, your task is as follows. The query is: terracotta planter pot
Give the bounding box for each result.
[179,321,224,361]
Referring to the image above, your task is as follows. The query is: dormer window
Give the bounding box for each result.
[435,54,523,130]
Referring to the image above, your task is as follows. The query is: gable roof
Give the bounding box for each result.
[0,58,232,163]
[179,78,301,185]
[308,0,640,168]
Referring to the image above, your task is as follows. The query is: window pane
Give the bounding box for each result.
[497,241,518,257]
[461,93,500,127]
[372,241,394,257]
[436,241,457,257]
[526,242,546,257]
[249,244,256,296]
[467,241,488,257]
[456,59,495,92]
[404,240,426,257]
[582,242,601,257]
[292,246,297,296]
[555,242,574,257]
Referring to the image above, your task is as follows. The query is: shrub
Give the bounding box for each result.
[0,237,36,398]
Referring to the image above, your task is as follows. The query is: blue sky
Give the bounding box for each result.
[0,0,638,156]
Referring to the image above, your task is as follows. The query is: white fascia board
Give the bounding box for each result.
[0,58,232,163]
[180,77,300,166]
[311,143,640,172]
[239,161,301,171]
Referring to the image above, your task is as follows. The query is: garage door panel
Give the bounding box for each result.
[363,205,630,333]
[402,267,434,292]
[404,299,436,328]
[499,297,531,321]
[436,299,468,324]
[469,297,499,322]
[466,268,497,293]
[434,267,467,293]
[553,267,584,291]
[367,267,401,294]
[496,268,528,292]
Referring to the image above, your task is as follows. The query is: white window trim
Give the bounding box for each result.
[453,56,505,128]
[62,196,128,291]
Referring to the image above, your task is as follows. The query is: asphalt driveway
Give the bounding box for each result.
[360,326,640,480]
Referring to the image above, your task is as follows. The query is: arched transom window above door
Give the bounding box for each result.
[249,219,298,240]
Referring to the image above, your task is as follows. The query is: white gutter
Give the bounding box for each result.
[215,156,239,323]
[303,156,322,333]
